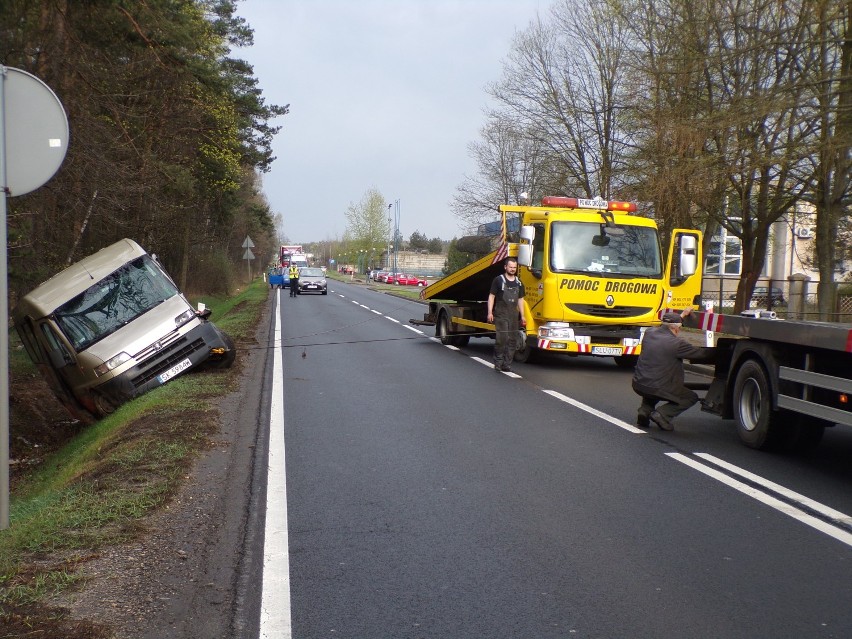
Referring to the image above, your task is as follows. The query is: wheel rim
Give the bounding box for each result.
[740,378,762,432]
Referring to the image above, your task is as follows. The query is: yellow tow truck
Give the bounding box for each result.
[410,196,703,366]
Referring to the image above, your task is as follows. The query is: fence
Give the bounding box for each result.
[702,276,852,323]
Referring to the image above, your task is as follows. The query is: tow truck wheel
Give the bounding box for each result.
[613,355,639,368]
[733,359,783,449]
[513,334,538,364]
[437,312,468,347]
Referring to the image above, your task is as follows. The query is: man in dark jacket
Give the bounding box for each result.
[632,308,713,431]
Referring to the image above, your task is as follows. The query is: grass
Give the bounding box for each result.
[0,278,269,617]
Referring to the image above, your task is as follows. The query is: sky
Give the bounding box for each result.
[235,0,546,245]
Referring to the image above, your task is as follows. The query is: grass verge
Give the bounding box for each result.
[0,278,269,635]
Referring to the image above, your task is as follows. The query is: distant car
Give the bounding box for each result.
[373,270,387,282]
[729,286,785,305]
[297,267,328,295]
[395,274,419,285]
[414,276,428,287]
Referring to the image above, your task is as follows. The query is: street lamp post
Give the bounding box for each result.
[392,199,400,275]
[387,204,392,270]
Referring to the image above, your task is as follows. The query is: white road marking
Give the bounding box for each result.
[667,452,852,548]
[385,316,400,323]
[694,453,852,526]
[542,389,646,433]
[403,325,423,334]
[260,292,292,637]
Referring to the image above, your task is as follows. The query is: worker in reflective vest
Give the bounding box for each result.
[288,265,300,297]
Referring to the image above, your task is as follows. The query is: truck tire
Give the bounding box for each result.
[437,312,469,347]
[513,334,538,364]
[733,359,784,449]
[613,355,639,368]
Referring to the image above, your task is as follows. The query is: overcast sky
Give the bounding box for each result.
[235,0,545,245]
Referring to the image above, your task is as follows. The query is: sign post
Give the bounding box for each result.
[242,236,255,281]
[0,66,69,529]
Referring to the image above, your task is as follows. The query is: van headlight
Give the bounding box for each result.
[174,309,196,327]
[95,352,131,377]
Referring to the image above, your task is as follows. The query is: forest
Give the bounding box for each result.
[0,0,287,301]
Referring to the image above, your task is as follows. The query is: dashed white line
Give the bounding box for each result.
[542,389,646,433]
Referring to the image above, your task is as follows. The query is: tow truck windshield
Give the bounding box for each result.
[54,255,180,351]
[550,221,662,277]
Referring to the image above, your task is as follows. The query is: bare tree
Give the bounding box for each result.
[804,0,852,318]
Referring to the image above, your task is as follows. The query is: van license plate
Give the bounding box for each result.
[158,358,192,384]
[592,346,622,356]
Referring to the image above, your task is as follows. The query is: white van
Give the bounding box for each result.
[13,239,235,420]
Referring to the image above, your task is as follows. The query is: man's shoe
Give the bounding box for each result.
[636,415,650,429]
[501,364,513,372]
[494,363,503,372]
[649,411,674,431]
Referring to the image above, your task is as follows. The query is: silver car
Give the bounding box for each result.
[297,267,328,295]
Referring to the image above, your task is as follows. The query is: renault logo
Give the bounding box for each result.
[606,295,615,307]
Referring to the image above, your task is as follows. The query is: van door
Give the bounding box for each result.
[22,319,89,419]
[665,229,703,311]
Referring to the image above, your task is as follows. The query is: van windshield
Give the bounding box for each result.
[54,255,180,351]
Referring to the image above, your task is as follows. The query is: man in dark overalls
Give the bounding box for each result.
[486,257,526,372]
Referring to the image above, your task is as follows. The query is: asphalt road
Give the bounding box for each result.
[249,281,852,638]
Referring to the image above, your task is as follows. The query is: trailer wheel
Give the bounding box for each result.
[785,416,825,452]
[733,359,782,449]
[437,312,469,347]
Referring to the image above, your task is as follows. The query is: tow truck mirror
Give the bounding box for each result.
[679,234,697,277]
[517,226,534,267]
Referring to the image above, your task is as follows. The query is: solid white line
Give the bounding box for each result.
[542,389,646,433]
[471,355,491,364]
[260,292,293,638]
[667,453,852,548]
[694,453,852,525]
[403,325,423,334]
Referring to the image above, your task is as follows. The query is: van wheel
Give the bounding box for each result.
[93,392,117,417]
[211,331,237,369]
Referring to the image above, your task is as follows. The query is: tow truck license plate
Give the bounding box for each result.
[158,358,192,384]
[592,346,622,356]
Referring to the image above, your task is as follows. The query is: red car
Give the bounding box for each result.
[395,274,419,285]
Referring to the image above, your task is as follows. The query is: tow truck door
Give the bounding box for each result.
[665,229,703,310]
